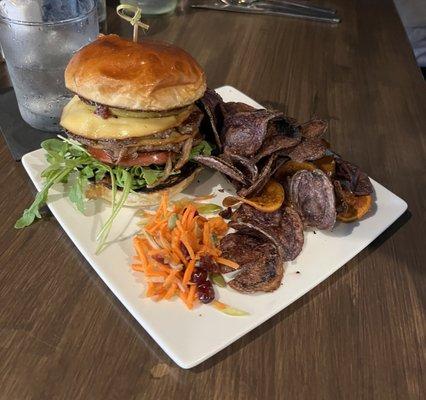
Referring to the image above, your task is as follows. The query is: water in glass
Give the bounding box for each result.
[0,0,99,131]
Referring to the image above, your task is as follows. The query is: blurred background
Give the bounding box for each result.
[1,0,425,78]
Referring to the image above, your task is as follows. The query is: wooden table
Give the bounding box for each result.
[1,1,425,399]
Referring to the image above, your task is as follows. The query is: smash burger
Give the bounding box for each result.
[61,34,209,205]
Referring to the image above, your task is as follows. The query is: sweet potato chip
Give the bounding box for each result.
[313,155,336,177]
[223,179,285,212]
[274,160,316,182]
[337,194,373,222]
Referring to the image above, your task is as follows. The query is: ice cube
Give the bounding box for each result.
[0,0,43,22]
[0,0,81,23]
[41,0,78,22]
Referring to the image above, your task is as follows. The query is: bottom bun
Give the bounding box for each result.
[85,168,201,207]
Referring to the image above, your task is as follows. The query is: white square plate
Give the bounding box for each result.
[21,86,407,368]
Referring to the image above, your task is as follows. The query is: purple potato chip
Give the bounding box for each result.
[193,155,246,184]
[299,118,328,139]
[237,154,277,197]
[226,153,258,183]
[198,88,225,150]
[222,109,283,157]
[334,158,373,196]
[254,134,301,162]
[289,169,336,230]
[231,204,304,261]
[288,138,327,162]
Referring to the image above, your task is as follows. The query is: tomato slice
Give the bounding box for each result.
[87,147,170,167]
[87,147,113,164]
[119,151,170,167]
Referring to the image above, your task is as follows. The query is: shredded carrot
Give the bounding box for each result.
[144,271,168,278]
[157,192,169,218]
[151,262,172,274]
[133,237,149,270]
[171,233,188,265]
[159,226,172,247]
[152,288,168,302]
[164,283,177,300]
[185,284,197,309]
[199,247,221,259]
[217,257,240,270]
[147,248,167,257]
[146,283,157,297]
[208,217,229,236]
[131,192,231,310]
[145,220,163,235]
[184,204,197,230]
[183,258,196,285]
[164,270,179,288]
[180,234,196,261]
[178,290,187,303]
[202,222,211,247]
[131,263,144,272]
[180,205,191,228]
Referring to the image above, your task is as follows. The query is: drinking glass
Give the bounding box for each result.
[120,0,178,15]
[0,0,99,132]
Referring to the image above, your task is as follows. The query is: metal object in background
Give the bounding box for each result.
[224,0,336,15]
[119,0,178,15]
[192,1,340,23]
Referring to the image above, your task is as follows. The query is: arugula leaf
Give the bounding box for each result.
[95,165,108,182]
[57,135,90,156]
[141,168,163,186]
[41,164,62,179]
[14,188,48,228]
[42,139,67,157]
[15,166,74,228]
[68,173,87,213]
[189,140,213,159]
[81,165,94,179]
[95,169,133,254]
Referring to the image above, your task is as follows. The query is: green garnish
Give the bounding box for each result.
[195,203,222,214]
[189,141,213,159]
[212,300,249,316]
[210,273,226,287]
[167,213,178,230]
[15,137,213,253]
[218,306,249,317]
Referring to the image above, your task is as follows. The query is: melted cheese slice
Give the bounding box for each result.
[60,96,193,139]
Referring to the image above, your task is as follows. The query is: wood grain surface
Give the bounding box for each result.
[0,0,425,399]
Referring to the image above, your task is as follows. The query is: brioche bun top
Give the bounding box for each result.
[65,35,206,111]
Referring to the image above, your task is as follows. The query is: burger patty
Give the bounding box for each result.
[67,107,204,165]
[86,147,173,167]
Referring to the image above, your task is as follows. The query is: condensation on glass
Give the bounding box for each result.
[0,0,99,131]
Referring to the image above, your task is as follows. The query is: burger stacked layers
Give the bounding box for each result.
[60,34,210,206]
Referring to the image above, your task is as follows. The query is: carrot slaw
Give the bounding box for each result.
[131,192,239,310]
